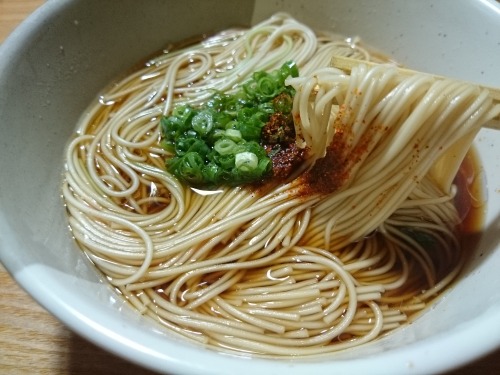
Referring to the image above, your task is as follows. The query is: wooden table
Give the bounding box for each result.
[0,1,498,374]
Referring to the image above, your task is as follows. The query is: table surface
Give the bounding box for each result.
[1,1,499,374]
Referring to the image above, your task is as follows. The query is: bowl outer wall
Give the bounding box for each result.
[0,0,499,374]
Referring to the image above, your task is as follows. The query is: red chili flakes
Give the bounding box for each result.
[265,143,306,179]
[298,135,350,196]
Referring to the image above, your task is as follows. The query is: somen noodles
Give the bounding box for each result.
[62,13,500,356]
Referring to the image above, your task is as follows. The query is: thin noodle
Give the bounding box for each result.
[62,13,500,357]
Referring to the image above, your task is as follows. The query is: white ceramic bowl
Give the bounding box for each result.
[1,1,499,374]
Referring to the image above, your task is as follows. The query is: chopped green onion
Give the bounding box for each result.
[191,110,214,135]
[214,138,236,155]
[273,93,293,113]
[225,129,242,141]
[171,152,205,185]
[160,61,299,187]
[235,152,258,171]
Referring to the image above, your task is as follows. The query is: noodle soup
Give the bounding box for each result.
[62,13,497,357]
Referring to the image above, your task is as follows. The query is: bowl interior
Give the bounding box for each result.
[1,0,499,374]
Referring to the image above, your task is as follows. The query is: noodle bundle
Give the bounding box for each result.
[62,13,500,356]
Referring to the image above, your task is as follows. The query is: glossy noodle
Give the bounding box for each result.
[62,13,500,356]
